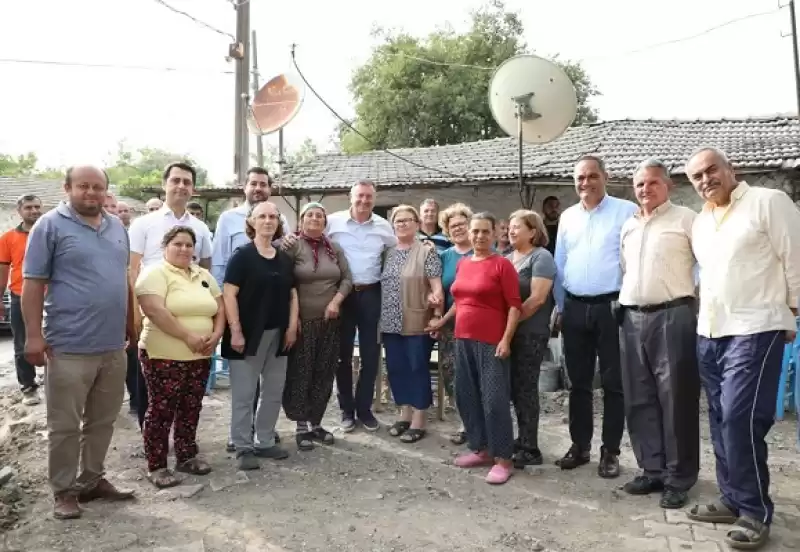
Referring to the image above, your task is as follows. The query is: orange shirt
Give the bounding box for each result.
[0,225,30,296]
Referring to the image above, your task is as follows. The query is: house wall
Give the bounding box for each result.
[279,172,794,230]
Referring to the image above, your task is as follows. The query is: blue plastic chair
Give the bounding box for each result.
[776,318,800,420]
[206,346,230,395]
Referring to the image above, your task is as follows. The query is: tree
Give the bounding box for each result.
[107,141,210,200]
[249,137,318,182]
[0,152,62,179]
[339,0,600,153]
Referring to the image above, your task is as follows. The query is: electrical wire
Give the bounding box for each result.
[372,7,783,70]
[290,44,470,182]
[0,57,234,74]
[152,0,235,40]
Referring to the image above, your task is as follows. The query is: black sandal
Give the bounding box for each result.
[295,432,315,451]
[388,421,411,437]
[310,427,335,445]
[450,431,467,445]
[400,428,427,443]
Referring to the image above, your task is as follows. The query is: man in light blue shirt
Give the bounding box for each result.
[326,180,397,432]
[212,166,289,452]
[553,155,637,479]
[211,167,290,286]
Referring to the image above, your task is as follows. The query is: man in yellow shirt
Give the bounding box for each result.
[685,147,800,550]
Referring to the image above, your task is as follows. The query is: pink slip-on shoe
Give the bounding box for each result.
[485,463,513,485]
[454,451,493,468]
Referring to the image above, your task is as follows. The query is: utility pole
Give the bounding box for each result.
[790,0,800,117]
[233,0,250,185]
[251,30,264,167]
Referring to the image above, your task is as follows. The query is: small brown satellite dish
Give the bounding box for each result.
[247,73,305,136]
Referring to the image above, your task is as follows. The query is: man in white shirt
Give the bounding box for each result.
[326,180,396,432]
[128,162,213,429]
[212,166,289,452]
[618,159,700,510]
[685,147,800,551]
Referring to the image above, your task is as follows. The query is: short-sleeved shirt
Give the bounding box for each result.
[507,248,556,337]
[379,247,443,334]
[221,243,295,360]
[129,206,213,268]
[439,246,472,311]
[0,224,30,295]
[135,261,221,360]
[450,254,522,345]
[22,202,130,355]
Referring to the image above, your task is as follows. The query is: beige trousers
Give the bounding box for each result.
[46,350,126,495]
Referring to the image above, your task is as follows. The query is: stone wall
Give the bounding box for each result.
[278,171,794,229]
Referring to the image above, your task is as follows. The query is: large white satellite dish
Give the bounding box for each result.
[488,55,578,200]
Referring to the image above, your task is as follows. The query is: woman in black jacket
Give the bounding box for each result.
[222,201,299,471]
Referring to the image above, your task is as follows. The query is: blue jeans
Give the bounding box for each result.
[336,285,381,419]
[697,330,784,525]
[9,292,37,390]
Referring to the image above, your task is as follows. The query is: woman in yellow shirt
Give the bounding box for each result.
[135,225,226,488]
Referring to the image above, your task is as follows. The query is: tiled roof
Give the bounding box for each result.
[283,116,800,191]
[0,177,146,211]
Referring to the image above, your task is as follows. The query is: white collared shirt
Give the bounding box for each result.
[692,181,800,338]
[129,205,213,268]
[326,210,396,285]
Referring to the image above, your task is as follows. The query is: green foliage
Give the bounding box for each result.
[339,0,600,153]
[107,141,210,200]
[250,137,318,181]
[0,152,62,179]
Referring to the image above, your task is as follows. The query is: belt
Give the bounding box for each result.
[353,282,379,292]
[565,290,619,304]
[624,296,695,313]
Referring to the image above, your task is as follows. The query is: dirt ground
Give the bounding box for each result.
[1,354,799,552]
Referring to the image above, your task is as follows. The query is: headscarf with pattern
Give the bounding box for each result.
[297,202,337,271]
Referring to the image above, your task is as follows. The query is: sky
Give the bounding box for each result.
[0,0,796,185]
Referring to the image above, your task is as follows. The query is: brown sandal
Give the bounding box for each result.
[146,468,180,489]
[176,457,212,476]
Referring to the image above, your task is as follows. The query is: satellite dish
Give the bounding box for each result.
[247,73,305,136]
[488,54,578,145]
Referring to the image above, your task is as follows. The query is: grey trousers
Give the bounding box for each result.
[229,329,287,453]
[619,301,700,491]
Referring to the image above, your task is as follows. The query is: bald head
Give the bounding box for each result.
[146,197,163,212]
[64,165,109,217]
[117,200,132,226]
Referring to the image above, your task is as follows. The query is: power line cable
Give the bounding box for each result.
[0,57,234,74]
[152,0,235,40]
[373,7,783,70]
[290,44,470,182]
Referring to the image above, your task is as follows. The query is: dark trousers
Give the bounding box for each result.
[336,285,381,419]
[510,333,549,453]
[9,292,37,390]
[697,330,784,525]
[136,353,148,429]
[620,302,700,491]
[455,338,514,460]
[562,293,625,454]
[126,346,139,410]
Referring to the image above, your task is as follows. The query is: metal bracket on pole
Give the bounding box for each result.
[512,93,540,208]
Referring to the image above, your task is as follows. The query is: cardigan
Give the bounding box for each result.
[221,242,295,359]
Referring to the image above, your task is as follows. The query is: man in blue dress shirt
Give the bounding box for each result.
[553,155,638,478]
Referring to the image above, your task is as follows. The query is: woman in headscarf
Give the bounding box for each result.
[282,202,353,450]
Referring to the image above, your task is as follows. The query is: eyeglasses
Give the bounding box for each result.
[393,218,416,225]
[449,222,467,230]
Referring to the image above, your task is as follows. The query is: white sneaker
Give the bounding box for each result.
[21,389,40,406]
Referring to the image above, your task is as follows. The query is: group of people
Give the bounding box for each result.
[1,145,797,551]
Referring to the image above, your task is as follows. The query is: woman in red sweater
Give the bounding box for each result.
[449,212,522,484]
